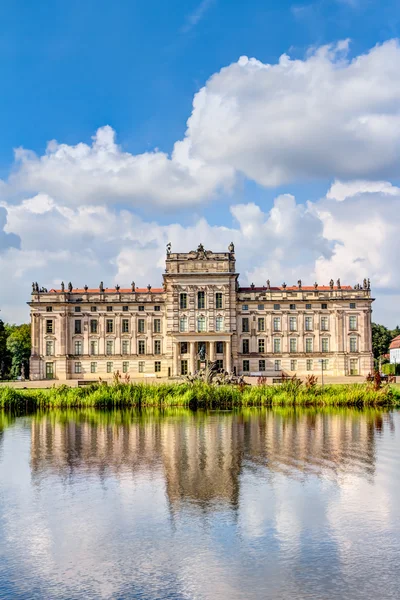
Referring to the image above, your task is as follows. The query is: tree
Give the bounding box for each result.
[0,319,9,379]
[371,322,394,360]
[5,324,31,379]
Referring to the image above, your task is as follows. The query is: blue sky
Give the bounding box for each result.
[1,0,398,171]
[1,0,400,324]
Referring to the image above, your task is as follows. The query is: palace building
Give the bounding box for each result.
[29,244,374,381]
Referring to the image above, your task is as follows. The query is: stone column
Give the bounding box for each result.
[115,314,121,355]
[31,314,38,356]
[225,339,232,373]
[209,340,215,362]
[173,341,179,376]
[190,341,196,374]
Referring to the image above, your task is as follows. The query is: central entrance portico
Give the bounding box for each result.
[172,334,232,376]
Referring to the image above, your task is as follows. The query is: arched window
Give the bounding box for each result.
[215,316,224,332]
[179,316,188,332]
[197,316,206,332]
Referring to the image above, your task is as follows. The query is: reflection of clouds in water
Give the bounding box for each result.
[0,410,399,599]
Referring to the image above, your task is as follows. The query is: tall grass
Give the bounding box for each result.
[0,381,399,409]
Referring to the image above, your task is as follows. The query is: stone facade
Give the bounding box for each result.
[29,244,374,380]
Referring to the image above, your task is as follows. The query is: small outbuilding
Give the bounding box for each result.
[389,335,400,365]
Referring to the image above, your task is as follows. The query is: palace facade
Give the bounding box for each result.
[29,244,374,381]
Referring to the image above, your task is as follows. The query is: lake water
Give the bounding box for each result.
[0,408,399,600]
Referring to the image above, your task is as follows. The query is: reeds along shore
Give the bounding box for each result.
[0,380,399,409]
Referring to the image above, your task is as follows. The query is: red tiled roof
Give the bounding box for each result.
[390,335,400,350]
[48,288,164,294]
[238,285,353,292]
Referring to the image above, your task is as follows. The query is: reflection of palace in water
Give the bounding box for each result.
[30,411,392,507]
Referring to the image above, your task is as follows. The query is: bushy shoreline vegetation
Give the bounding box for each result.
[1,379,399,410]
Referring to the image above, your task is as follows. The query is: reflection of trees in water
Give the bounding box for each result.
[28,408,395,507]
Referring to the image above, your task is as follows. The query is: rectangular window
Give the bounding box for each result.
[180,342,188,354]
[321,303,328,310]
[321,359,328,371]
[90,320,98,334]
[305,316,313,331]
[123,361,129,373]
[349,316,357,331]
[350,303,356,309]
[138,319,145,333]
[90,362,97,374]
[155,361,161,373]
[107,306,113,312]
[243,360,250,372]
[289,338,297,353]
[321,316,329,331]
[180,293,187,309]
[290,359,297,371]
[138,340,146,355]
[290,304,296,310]
[45,362,54,379]
[74,306,81,313]
[273,317,281,332]
[197,291,205,309]
[46,320,54,334]
[46,306,52,312]
[215,316,224,332]
[74,340,82,355]
[242,304,249,311]
[216,359,224,370]
[45,341,54,356]
[259,359,266,371]
[106,340,114,355]
[350,358,358,375]
[122,319,129,333]
[216,293,223,309]
[197,316,206,332]
[138,361,145,373]
[74,320,82,334]
[154,306,161,312]
[258,317,265,332]
[258,304,264,310]
[306,359,313,371]
[273,304,280,310]
[258,338,265,353]
[306,304,311,310]
[321,338,329,352]
[122,305,129,312]
[122,340,130,355]
[274,338,281,353]
[91,306,97,312]
[306,338,313,353]
[180,317,188,332]
[106,361,113,373]
[154,340,161,355]
[350,337,357,352]
[138,305,144,312]
[242,317,249,332]
[90,340,98,355]
[243,339,250,354]
[289,316,297,331]
[274,360,281,371]
[216,341,224,354]
[181,360,188,375]
[74,362,82,374]
[153,319,161,333]
[106,319,113,333]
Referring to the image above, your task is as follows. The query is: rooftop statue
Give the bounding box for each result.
[228,241,235,253]
[68,282,73,292]
[131,281,135,292]
[166,242,171,256]
[99,281,104,293]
